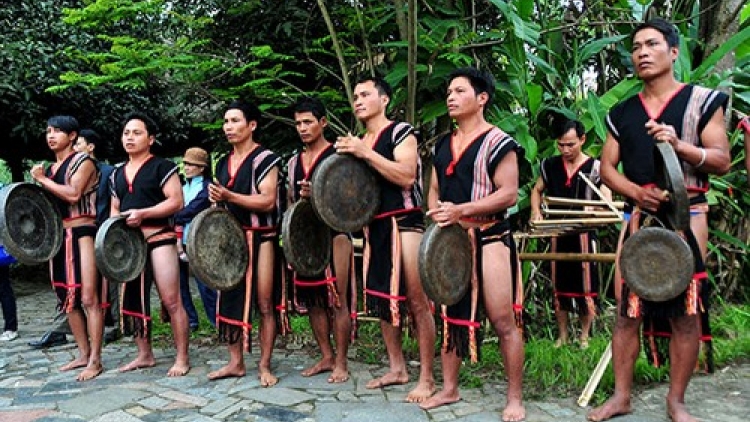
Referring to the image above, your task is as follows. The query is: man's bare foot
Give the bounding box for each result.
[554,338,568,348]
[118,357,156,373]
[587,395,632,421]
[406,380,436,403]
[207,363,246,380]
[419,389,460,410]
[667,399,698,422]
[259,368,278,387]
[60,357,88,372]
[167,363,190,377]
[76,363,103,381]
[502,401,526,422]
[327,366,350,383]
[301,358,334,377]
[366,371,409,389]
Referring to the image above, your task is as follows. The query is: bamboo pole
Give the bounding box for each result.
[578,341,613,407]
[531,217,623,226]
[518,252,617,262]
[545,196,625,208]
[542,209,621,217]
[578,173,623,218]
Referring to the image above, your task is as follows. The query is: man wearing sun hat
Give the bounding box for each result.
[174,147,217,331]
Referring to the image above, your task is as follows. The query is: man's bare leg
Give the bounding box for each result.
[152,246,190,377]
[302,307,335,377]
[420,350,461,410]
[367,322,409,388]
[587,313,641,421]
[580,312,594,349]
[555,308,570,347]
[208,341,246,380]
[666,315,700,422]
[329,234,352,383]
[401,232,435,403]
[256,242,278,387]
[119,336,157,372]
[483,242,524,422]
[78,238,104,381]
[60,310,90,372]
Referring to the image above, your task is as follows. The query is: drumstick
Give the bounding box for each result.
[545,196,625,209]
[578,173,623,219]
[577,341,613,407]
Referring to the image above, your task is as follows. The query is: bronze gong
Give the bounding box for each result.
[310,153,381,233]
[619,227,694,302]
[282,199,331,277]
[186,207,248,291]
[95,215,148,283]
[0,182,63,264]
[654,142,690,231]
[418,224,472,306]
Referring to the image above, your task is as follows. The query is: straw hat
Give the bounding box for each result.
[183,147,209,167]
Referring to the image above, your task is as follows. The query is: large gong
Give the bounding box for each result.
[0,183,63,264]
[620,227,694,302]
[282,199,331,277]
[418,224,473,306]
[310,154,381,233]
[95,216,148,283]
[654,142,690,231]
[186,207,248,291]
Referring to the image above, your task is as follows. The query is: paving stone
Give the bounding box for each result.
[138,396,171,410]
[89,410,145,422]
[281,372,354,391]
[160,390,210,407]
[453,412,507,422]
[252,405,308,422]
[200,397,240,414]
[57,388,151,419]
[239,387,316,406]
[124,406,151,417]
[214,400,259,420]
[315,402,429,422]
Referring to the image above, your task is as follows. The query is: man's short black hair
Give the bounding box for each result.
[226,100,261,123]
[447,67,496,111]
[632,18,679,48]
[355,76,393,99]
[79,128,103,147]
[122,111,159,136]
[553,119,585,140]
[294,97,327,121]
[47,115,79,136]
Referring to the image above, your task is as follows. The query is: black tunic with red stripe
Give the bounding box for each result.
[110,156,180,338]
[540,155,600,316]
[214,146,287,349]
[363,121,423,325]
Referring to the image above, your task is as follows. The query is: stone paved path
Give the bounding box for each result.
[0,278,747,422]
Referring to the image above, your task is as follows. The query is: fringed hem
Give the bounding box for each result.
[122,315,150,338]
[365,295,406,326]
[294,284,333,310]
[443,322,484,363]
[556,295,599,316]
[219,323,245,346]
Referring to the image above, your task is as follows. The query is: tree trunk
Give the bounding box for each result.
[698,0,742,77]
[406,0,417,124]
